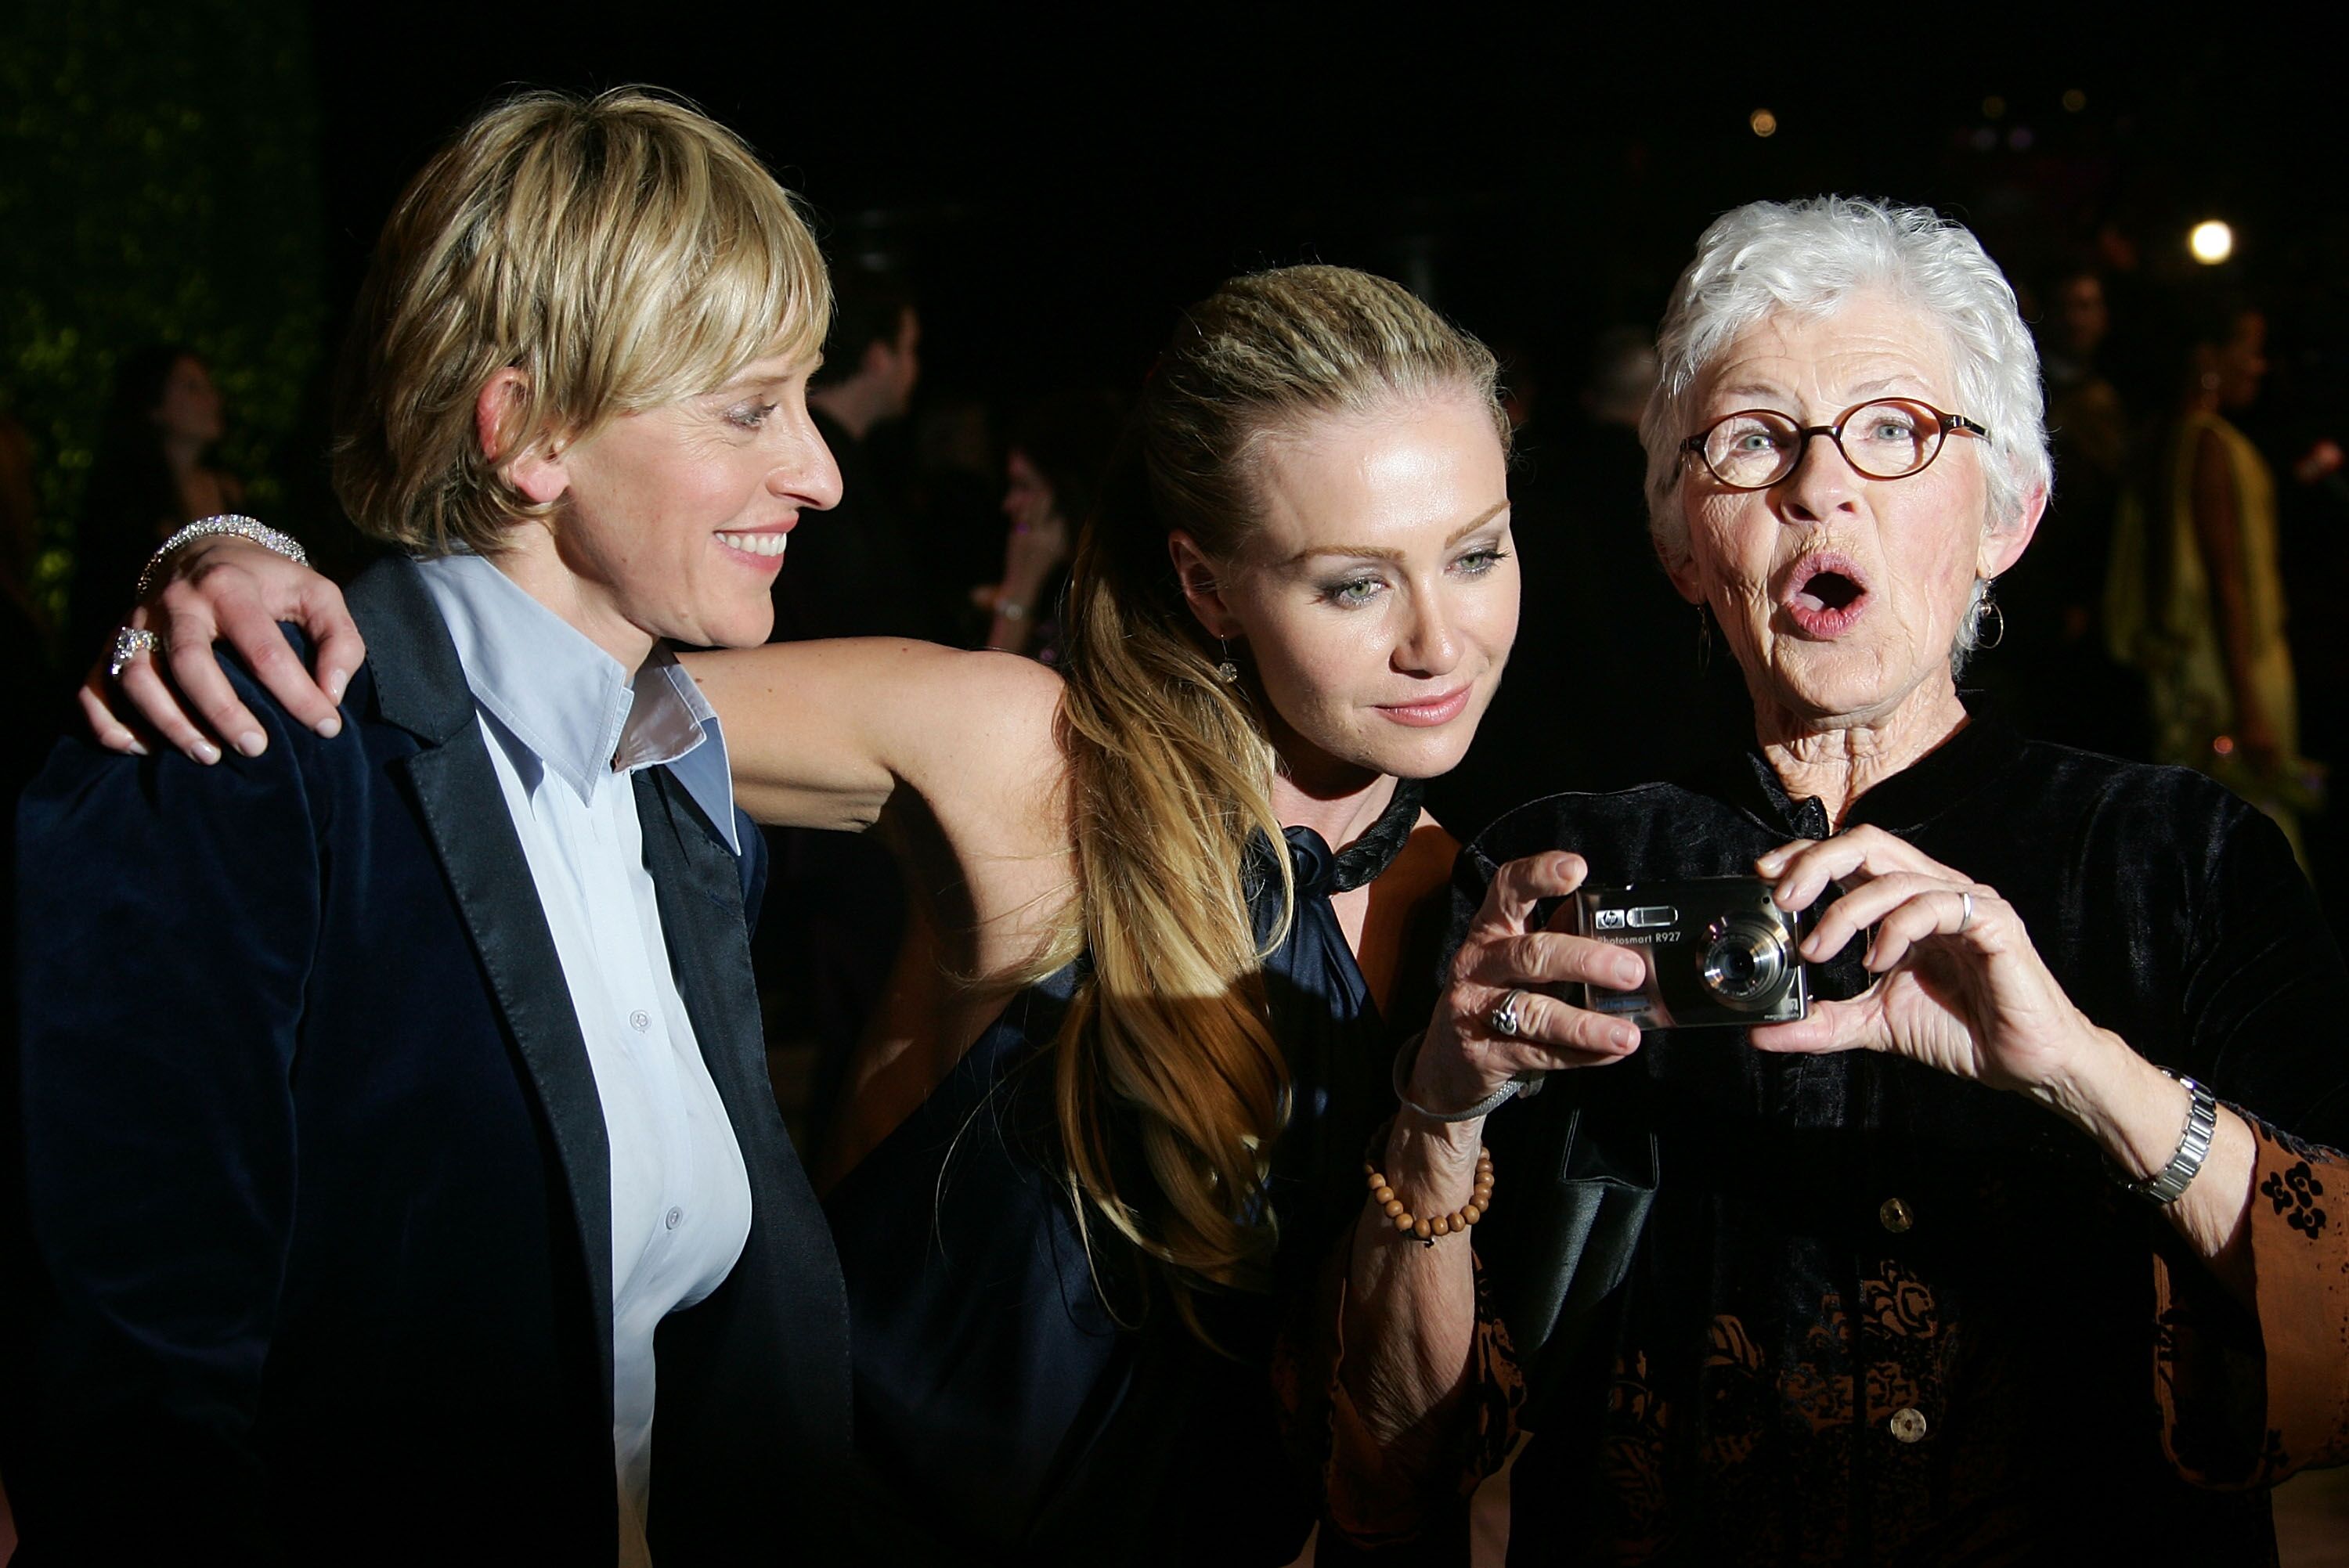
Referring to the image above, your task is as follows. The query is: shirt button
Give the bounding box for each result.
[629,1010,651,1032]
[1888,1406,1929,1444]
[1878,1196,1915,1234]
[665,1206,684,1231]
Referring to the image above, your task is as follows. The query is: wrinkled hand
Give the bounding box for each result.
[1404,851,1648,1119]
[1747,824,2098,1092]
[80,537,363,763]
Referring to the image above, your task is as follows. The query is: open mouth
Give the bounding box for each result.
[1783,553,1871,637]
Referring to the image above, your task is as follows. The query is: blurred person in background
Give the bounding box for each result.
[906,395,1008,643]
[1979,264,2145,755]
[774,264,926,642]
[2108,291,2318,860]
[67,346,246,667]
[976,390,1125,663]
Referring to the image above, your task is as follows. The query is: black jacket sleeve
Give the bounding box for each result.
[10,663,325,1562]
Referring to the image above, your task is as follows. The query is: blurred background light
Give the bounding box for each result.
[2190,219,2235,264]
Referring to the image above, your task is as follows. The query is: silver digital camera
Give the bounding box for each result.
[1569,876,1812,1030]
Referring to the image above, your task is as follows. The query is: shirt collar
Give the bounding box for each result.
[410,553,740,852]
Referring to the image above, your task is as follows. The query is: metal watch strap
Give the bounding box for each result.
[2127,1069,2219,1206]
[1391,1029,1545,1124]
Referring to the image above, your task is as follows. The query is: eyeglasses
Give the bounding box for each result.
[1681,398,1989,491]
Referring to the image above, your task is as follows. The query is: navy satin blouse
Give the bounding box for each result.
[824,786,1434,1566]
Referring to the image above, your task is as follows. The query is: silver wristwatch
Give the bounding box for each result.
[2126,1069,2220,1206]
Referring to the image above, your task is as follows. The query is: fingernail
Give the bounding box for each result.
[1615,961,1644,989]
[1614,1026,1640,1051]
[315,714,342,738]
[190,740,221,765]
[237,731,265,758]
[124,738,149,757]
[326,669,348,702]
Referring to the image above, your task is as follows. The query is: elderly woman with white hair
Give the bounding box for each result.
[1329,197,2349,1560]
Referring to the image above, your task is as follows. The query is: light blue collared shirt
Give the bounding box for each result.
[413,553,753,1568]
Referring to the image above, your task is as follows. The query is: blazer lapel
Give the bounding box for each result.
[633,770,846,1301]
[346,558,618,1419]
[633,773,813,1199]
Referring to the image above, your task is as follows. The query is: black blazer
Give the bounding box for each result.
[9,557,855,1564]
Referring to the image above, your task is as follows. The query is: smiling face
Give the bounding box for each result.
[1178,391,1517,792]
[1671,291,2037,736]
[502,350,842,666]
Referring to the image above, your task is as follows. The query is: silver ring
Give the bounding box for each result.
[109,625,162,679]
[1489,988,1526,1038]
[1957,889,1975,934]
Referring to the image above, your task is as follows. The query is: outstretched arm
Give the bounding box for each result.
[87,535,1070,861]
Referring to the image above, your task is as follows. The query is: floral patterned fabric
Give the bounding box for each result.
[2157,1117,2349,1489]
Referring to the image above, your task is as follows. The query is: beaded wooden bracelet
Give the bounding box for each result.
[1363,1137,1493,1246]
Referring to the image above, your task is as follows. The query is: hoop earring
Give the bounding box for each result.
[1972,589,2006,651]
[1215,639,1241,684]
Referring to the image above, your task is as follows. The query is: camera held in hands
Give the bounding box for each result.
[1570,876,1812,1030]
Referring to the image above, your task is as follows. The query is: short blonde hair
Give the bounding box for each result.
[332,88,829,557]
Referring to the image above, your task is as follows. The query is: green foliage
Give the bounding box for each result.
[0,0,327,632]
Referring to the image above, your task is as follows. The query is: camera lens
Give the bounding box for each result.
[1698,913,1788,1008]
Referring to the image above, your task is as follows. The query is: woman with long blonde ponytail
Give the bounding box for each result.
[108,263,1519,1564]
[1045,270,1511,1315]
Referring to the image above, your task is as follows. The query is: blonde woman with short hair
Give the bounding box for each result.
[15,89,862,1564]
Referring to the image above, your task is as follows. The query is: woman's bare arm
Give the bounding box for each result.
[688,639,1077,984]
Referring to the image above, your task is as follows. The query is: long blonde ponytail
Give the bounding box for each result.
[1039,265,1507,1322]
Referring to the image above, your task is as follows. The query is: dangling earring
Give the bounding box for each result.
[1972,587,2006,651]
[1696,604,1713,673]
[1215,639,1241,684]
[1973,582,2011,647]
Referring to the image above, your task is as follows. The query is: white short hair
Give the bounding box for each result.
[1638,196,2051,574]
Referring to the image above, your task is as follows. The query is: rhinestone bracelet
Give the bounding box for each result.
[135,514,309,600]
